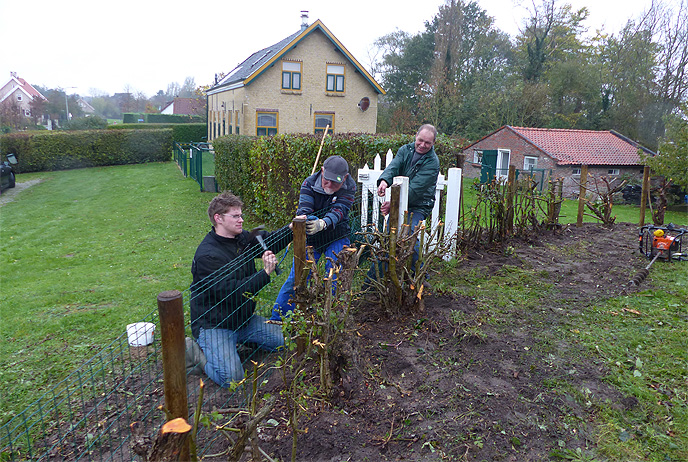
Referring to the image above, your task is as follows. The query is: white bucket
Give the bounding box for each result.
[126,322,155,346]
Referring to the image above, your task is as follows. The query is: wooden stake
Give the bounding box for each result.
[311,125,330,175]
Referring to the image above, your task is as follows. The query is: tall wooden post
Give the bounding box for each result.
[639,165,650,226]
[506,165,516,234]
[157,289,189,460]
[576,165,588,227]
[292,217,307,290]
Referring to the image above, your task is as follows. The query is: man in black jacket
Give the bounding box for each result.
[190,192,291,387]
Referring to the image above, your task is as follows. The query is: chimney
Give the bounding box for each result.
[300,11,309,31]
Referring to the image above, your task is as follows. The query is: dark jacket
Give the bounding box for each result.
[297,171,356,252]
[378,142,440,218]
[190,226,291,338]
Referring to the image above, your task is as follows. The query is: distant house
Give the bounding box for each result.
[161,97,205,116]
[0,72,48,119]
[462,126,653,197]
[206,14,385,140]
[77,98,96,116]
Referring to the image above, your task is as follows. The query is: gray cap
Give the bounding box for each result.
[322,155,349,183]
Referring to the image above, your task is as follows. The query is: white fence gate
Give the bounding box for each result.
[357,149,462,259]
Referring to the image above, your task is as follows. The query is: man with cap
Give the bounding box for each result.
[271,155,357,320]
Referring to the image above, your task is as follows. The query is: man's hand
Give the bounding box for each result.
[380,201,390,216]
[289,214,308,230]
[377,181,388,197]
[262,251,277,275]
[305,218,326,235]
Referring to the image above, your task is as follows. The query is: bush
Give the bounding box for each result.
[122,113,203,124]
[213,133,465,225]
[108,123,206,142]
[0,129,172,173]
[65,116,109,130]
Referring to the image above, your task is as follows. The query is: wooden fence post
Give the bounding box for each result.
[156,289,189,460]
[506,165,517,234]
[639,165,650,226]
[292,217,307,291]
[576,165,588,227]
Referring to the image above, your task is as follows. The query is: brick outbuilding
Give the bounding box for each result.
[462,126,654,197]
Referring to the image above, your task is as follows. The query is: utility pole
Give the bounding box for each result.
[63,86,77,122]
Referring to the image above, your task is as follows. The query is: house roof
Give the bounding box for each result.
[0,74,48,104]
[465,126,654,166]
[208,19,385,95]
[170,97,205,115]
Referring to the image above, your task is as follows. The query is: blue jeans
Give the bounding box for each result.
[365,211,426,283]
[197,315,284,387]
[271,236,350,320]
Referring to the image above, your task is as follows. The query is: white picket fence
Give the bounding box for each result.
[357,149,462,258]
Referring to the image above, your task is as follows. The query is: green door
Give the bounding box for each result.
[480,150,498,183]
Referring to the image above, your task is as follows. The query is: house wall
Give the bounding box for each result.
[554,165,644,198]
[0,85,33,117]
[462,126,557,177]
[208,86,246,140]
[462,127,644,198]
[207,28,378,140]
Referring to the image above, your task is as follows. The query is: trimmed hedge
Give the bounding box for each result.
[0,129,173,173]
[107,123,206,143]
[122,113,203,124]
[213,132,464,225]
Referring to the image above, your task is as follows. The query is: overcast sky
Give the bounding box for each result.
[0,0,656,98]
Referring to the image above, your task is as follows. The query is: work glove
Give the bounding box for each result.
[305,218,326,235]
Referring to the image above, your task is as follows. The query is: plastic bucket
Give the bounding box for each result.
[126,322,155,346]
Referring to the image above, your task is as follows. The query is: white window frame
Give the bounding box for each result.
[497,149,510,180]
[607,168,620,176]
[473,150,483,164]
[572,168,581,176]
[523,156,538,171]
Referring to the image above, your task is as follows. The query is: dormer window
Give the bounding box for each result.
[326,64,345,92]
[282,61,301,90]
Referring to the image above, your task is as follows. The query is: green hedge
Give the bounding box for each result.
[213,133,464,225]
[108,123,206,142]
[0,129,172,173]
[122,113,203,124]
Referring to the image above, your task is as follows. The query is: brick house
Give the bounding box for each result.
[462,126,654,197]
[161,97,205,117]
[205,15,384,141]
[0,72,48,120]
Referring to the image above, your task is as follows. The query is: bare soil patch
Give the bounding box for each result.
[249,222,648,461]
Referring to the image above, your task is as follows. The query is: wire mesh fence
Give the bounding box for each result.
[1,195,367,461]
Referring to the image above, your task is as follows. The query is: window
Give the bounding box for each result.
[473,150,483,164]
[256,111,278,136]
[572,168,581,176]
[326,64,345,92]
[314,112,334,135]
[282,61,301,90]
[607,168,620,176]
[523,156,538,170]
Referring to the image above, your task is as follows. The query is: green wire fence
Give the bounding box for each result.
[1,197,366,461]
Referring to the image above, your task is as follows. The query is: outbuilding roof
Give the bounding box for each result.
[208,19,384,95]
[464,126,654,166]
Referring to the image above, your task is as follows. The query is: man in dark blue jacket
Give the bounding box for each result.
[190,192,291,387]
[271,155,356,320]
